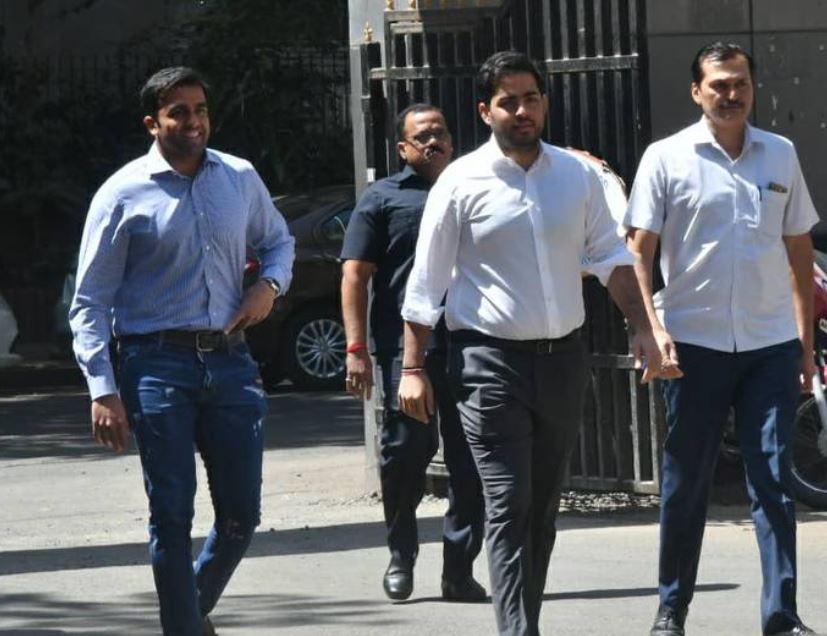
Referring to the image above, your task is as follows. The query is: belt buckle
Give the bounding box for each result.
[536,340,554,354]
[195,331,223,352]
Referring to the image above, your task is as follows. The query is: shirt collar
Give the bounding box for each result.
[144,142,219,177]
[485,134,551,172]
[691,116,761,155]
[392,163,430,187]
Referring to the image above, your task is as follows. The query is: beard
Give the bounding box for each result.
[493,123,543,153]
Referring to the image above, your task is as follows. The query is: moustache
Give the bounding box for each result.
[720,101,744,109]
[422,146,444,160]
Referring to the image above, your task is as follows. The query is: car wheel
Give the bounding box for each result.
[284,306,346,390]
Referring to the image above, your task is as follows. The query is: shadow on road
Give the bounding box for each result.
[0,390,363,461]
[5,503,822,580]
[398,582,739,605]
[0,591,405,635]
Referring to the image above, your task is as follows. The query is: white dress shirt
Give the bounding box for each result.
[625,117,819,352]
[401,137,634,340]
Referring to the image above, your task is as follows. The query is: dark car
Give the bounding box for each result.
[245,184,354,390]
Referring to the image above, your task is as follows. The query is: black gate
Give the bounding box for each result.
[361,0,663,495]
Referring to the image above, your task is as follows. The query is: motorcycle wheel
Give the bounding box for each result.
[789,396,827,510]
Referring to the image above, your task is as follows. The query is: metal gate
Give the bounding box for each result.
[360,0,664,494]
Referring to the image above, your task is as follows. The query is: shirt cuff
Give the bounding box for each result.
[260,266,291,295]
[86,372,119,401]
[585,250,635,286]
[401,304,444,328]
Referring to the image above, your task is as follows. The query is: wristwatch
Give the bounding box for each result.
[261,277,280,298]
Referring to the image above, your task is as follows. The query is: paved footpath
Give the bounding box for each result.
[1,388,825,635]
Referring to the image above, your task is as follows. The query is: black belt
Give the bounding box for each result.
[119,330,245,352]
[450,328,582,354]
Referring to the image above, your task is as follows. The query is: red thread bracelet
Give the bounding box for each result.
[346,343,367,354]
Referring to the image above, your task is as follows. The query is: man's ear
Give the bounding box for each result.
[478,101,491,126]
[397,140,408,163]
[690,83,702,107]
[143,115,159,137]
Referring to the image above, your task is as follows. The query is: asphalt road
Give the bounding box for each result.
[1,388,826,635]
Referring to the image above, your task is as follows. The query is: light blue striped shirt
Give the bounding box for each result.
[70,143,295,399]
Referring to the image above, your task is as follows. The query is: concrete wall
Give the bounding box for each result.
[645,0,827,230]
[347,0,389,198]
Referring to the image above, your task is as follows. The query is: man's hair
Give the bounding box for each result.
[477,51,545,105]
[395,103,444,142]
[691,42,755,84]
[140,66,209,117]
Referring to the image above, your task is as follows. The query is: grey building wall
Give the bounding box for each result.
[646,0,827,231]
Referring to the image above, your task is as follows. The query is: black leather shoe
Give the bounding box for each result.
[767,624,820,636]
[650,606,687,636]
[383,557,413,600]
[441,576,487,602]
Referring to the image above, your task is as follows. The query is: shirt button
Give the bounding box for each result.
[205,245,211,251]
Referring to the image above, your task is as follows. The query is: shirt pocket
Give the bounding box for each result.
[758,190,787,238]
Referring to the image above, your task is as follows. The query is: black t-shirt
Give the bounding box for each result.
[341,165,439,355]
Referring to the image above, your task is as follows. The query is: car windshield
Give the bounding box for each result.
[274,188,351,221]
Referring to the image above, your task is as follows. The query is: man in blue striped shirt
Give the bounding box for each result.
[69,67,294,635]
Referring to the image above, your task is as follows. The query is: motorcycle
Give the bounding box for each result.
[720,250,827,509]
[787,250,827,508]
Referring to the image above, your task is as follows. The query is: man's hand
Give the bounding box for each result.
[225,280,277,333]
[800,348,816,393]
[91,394,130,452]
[630,326,683,383]
[398,372,434,424]
[345,350,374,400]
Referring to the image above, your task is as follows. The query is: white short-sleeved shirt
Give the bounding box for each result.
[401,137,634,340]
[624,117,819,352]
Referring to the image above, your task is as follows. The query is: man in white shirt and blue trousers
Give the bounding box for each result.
[626,42,820,636]
[397,50,671,636]
[70,67,295,635]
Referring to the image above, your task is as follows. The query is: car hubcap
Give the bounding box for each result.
[295,318,346,380]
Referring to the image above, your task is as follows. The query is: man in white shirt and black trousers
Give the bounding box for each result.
[398,50,671,636]
[626,42,821,636]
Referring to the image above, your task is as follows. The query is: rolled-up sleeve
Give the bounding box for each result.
[69,188,128,399]
[782,146,819,236]
[582,168,634,285]
[246,169,295,293]
[624,145,667,235]
[401,176,460,327]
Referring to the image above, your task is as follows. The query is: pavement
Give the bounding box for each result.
[1,379,827,635]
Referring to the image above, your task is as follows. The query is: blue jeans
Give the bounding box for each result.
[658,340,801,634]
[118,337,267,636]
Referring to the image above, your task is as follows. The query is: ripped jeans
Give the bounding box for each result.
[118,336,267,636]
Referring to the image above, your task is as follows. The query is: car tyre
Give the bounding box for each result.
[284,305,346,390]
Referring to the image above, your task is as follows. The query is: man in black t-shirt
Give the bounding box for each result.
[340,103,485,603]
